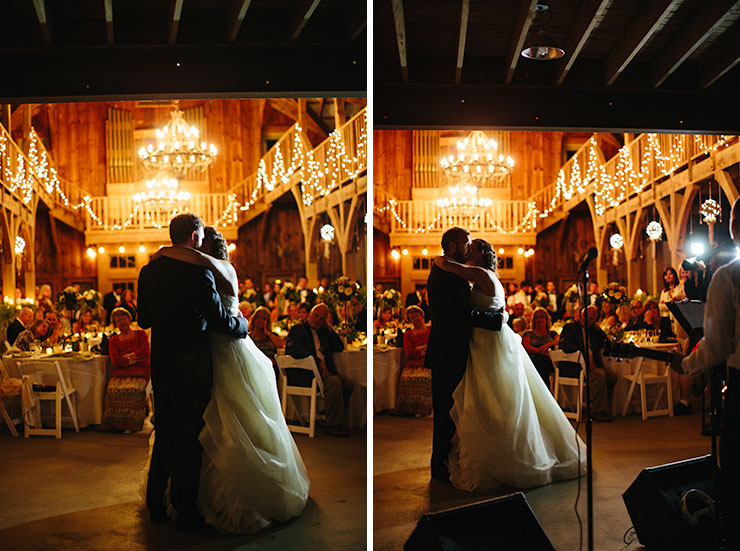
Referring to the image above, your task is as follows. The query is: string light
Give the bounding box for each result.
[609,233,624,249]
[14,236,25,255]
[320,224,335,241]
[646,221,663,241]
[86,247,97,259]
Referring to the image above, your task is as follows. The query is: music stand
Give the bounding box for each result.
[666,301,705,350]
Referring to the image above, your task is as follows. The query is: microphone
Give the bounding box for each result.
[578,247,598,272]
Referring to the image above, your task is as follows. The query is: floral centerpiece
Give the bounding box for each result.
[81,289,102,312]
[599,282,630,307]
[533,291,550,309]
[277,282,301,304]
[320,276,366,344]
[564,284,579,303]
[374,288,401,312]
[56,286,83,313]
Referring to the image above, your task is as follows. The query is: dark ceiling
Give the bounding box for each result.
[0,0,367,101]
[374,0,740,131]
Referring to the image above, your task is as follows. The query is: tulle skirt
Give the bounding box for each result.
[448,325,586,491]
[197,333,310,533]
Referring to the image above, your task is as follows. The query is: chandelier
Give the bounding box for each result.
[440,130,514,185]
[435,183,492,215]
[138,102,217,176]
[133,174,192,205]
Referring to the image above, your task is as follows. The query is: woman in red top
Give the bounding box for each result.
[99,307,150,432]
[395,305,432,416]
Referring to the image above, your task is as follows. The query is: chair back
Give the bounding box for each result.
[16,360,71,397]
[275,355,325,396]
[549,349,586,372]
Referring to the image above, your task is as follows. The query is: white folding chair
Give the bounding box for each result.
[550,349,586,422]
[621,357,674,420]
[276,355,324,438]
[0,363,21,436]
[16,360,80,438]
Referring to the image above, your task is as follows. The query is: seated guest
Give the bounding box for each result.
[73,309,99,334]
[512,317,528,335]
[637,300,661,333]
[598,300,616,331]
[249,306,285,381]
[7,307,33,346]
[395,306,432,416]
[287,302,302,324]
[558,305,618,422]
[13,320,50,351]
[507,302,526,328]
[374,306,396,332]
[285,303,354,438]
[296,302,311,323]
[624,300,644,331]
[33,306,47,322]
[98,307,150,433]
[238,300,254,319]
[43,310,63,344]
[522,307,558,387]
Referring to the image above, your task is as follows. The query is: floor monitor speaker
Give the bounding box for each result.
[404,492,554,551]
[623,454,720,550]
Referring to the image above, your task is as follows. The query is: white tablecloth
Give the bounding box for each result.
[603,342,681,415]
[373,347,403,412]
[333,348,367,428]
[3,355,110,428]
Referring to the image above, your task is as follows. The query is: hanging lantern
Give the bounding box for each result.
[14,236,25,255]
[646,221,663,242]
[320,224,335,259]
[700,199,721,224]
[609,233,623,266]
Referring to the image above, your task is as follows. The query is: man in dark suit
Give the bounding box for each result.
[405,285,430,320]
[285,303,354,437]
[103,283,124,325]
[426,227,506,481]
[138,213,248,529]
[7,307,33,346]
[545,280,565,321]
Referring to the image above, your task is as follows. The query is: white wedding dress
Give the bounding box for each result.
[448,287,586,492]
[142,293,310,533]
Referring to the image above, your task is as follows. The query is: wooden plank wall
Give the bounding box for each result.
[234,197,307,288]
[373,227,400,282]
[508,131,565,201]
[373,130,413,200]
[34,207,94,297]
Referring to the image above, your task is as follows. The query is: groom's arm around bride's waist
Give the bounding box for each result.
[469,309,506,331]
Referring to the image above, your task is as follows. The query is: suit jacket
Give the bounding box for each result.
[6,319,25,346]
[137,256,248,388]
[545,292,565,320]
[103,291,119,324]
[285,321,344,385]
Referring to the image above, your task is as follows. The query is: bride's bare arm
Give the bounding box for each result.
[152,246,238,297]
[433,256,495,296]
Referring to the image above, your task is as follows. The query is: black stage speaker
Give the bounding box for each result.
[404,492,554,551]
[623,454,720,551]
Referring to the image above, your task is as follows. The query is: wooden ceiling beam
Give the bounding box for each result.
[604,0,681,86]
[391,0,408,83]
[504,0,538,84]
[554,0,611,85]
[31,0,52,45]
[267,98,326,138]
[454,0,470,84]
[346,2,367,42]
[699,22,740,87]
[289,0,322,42]
[168,0,184,45]
[652,0,740,87]
[104,0,114,45]
[226,0,253,43]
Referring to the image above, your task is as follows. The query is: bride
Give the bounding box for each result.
[434,238,586,491]
[150,227,309,533]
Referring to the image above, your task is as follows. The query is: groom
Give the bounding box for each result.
[427,227,507,482]
[138,213,249,528]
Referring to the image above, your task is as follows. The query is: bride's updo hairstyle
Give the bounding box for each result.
[203,226,229,261]
[472,238,497,272]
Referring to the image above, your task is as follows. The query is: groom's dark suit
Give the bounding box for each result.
[426,264,504,480]
[138,256,248,522]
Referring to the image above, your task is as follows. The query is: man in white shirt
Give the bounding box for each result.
[675,196,740,543]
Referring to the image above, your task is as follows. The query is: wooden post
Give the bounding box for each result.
[0,105,10,132]
[1,257,15,300]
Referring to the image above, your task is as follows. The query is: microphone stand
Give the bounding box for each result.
[577,264,595,551]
